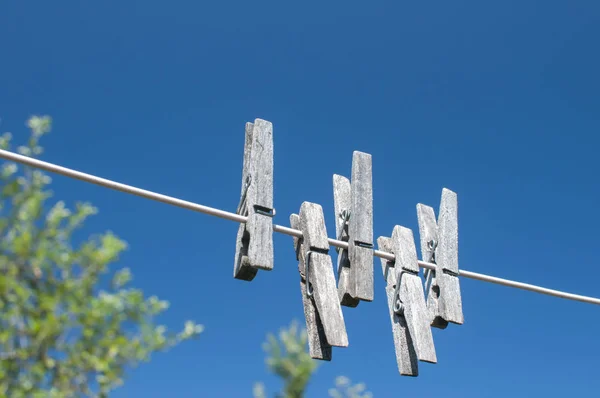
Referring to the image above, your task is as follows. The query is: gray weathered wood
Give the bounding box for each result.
[416,188,464,327]
[246,119,274,270]
[391,226,420,274]
[299,202,349,348]
[348,151,374,302]
[438,189,459,274]
[437,189,463,324]
[290,214,304,275]
[300,279,332,360]
[349,151,373,244]
[416,203,445,328]
[391,226,437,364]
[377,237,419,376]
[333,175,359,307]
[233,122,257,281]
[291,214,332,360]
[233,223,256,281]
[299,203,329,251]
[331,152,374,304]
[234,119,274,280]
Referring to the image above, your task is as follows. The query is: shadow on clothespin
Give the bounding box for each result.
[333,151,374,306]
[377,227,437,377]
[417,188,464,328]
[291,202,349,360]
[233,119,274,281]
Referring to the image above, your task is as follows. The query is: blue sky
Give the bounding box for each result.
[1,1,600,397]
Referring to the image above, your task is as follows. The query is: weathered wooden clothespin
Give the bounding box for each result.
[377,236,418,376]
[233,119,274,281]
[377,227,437,375]
[290,202,349,360]
[417,188,463,328]
[332,151,373,306]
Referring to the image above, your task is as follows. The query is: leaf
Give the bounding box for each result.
[0,116,201,397]
[26,115,52,136]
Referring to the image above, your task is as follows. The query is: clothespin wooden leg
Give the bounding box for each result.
[233,223,255,280]
[333,174,360,307]
[377,236,419,376]
[234,122,258,281]
[417,188,464,327]
[349,151,374,302]
[391,226,437,364]
[291,214,332,361]
[437,189,463,324]
[234,119,274,281]
[298,202,349,348]
[333,152,373,305]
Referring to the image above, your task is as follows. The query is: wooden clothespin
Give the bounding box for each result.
[233,119,274,281]
[377,236,418,376]
[333,151,374,306]
[377,227,437,376]
[291,202,348,360]
[290,214,331,360]
[417,188,463,328]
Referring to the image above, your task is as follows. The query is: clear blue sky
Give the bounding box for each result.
[1,1,599,397]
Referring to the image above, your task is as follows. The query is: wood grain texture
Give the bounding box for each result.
[233,120,274,280]
[438,188,463,324]
[290,214,303,274]
[438,273,463,325]
[348,151,374,302]
[233,122,257,281]
[349,152,373,243]
[246,119,274,271]
[391,227,437,364]
[416,203,446,328]
[333,175,359,307]
[247,119,274,210]
[391,226,420,274]
[308,252,349,347]
[348,243,374,302]
[300,279,332,360]
[233,223,257,280]
[291,214,332,360]
[299,202,329,251]
[333,175,351,243]
[299,203,349,348]
[416,189,464,327]
[438,189,458,274]
[377,237,419,376]
[400,275,437,363]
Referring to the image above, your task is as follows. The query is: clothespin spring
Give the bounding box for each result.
[236,175,276,217]
[335,209,351,253]
[423,239,437,293]
[393,268,420,316]
[236,175,252,215]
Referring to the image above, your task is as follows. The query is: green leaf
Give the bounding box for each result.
[26,115,52,136]
[0,116,201,397]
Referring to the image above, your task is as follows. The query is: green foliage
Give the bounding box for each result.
[255,321,372,398]
[0,116,203,397]
[254,320,317,398]
[328,376,372,398]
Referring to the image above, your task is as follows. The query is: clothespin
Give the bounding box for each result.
[332,151,374,306]
[233,119,274,281]
[417,188,463,328]
[290,214,331,361]
[377,236,418,376]
[377,227,437,375]
[291,202,349,360]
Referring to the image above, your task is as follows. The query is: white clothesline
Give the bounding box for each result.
[0,148,597,306]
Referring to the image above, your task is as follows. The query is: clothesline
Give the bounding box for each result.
[0,148,597,306]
